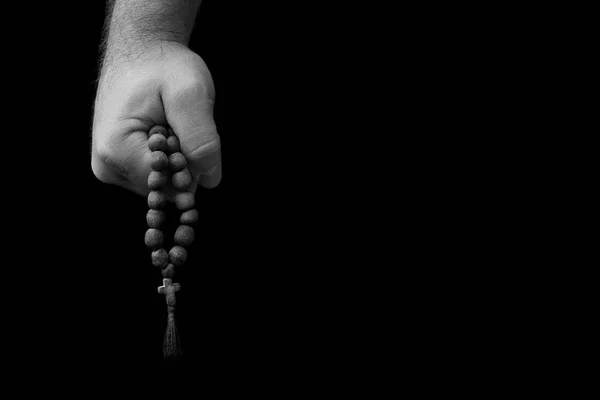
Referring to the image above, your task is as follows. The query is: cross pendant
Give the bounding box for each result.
[158,278,181,306]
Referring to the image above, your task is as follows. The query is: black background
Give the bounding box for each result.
[4,0,481,391]
[8,0,369,380]
[2,0,557,391]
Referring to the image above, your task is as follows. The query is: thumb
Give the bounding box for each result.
[164,83,222,189]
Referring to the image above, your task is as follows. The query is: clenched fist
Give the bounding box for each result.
[91,41,222,197]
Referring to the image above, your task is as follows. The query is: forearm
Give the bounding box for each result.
[100,0,202,73]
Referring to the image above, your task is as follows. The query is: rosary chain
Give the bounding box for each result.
[144,125,197,279]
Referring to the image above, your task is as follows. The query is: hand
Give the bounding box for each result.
[91,41,222,197]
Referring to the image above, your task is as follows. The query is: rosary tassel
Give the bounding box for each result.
[163,306,182,359]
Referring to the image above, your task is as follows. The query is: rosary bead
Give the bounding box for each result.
[146,209,166,228]
[145,228,164,249]
[150,151,169,171]
[148,125,168,138]
[161,263,175,278]
[148,134,168,152]
[174,225,195,247]
[169,246,188,266]
[167,135,181,154]
[148,170,169,190]
[148,191,167,209]
[172,168,192,190]
[151,248,169,268]
[175,192,195,211]
[169,152,187,172]
[180,209,199,224]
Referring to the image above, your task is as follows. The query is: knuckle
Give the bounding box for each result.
[91,138,130,183]
[174,79,215,106]
[91,152,115,184]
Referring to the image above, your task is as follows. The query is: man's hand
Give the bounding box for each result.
[91,0,221,197]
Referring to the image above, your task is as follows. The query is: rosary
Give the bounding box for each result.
[144,124,197,360]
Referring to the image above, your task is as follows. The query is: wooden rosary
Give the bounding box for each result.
[144,124,197,360]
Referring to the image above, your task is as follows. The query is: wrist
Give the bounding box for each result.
[100,40,184,86]
[100,0,200,81]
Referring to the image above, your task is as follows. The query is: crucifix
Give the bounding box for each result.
[158,278,181,307]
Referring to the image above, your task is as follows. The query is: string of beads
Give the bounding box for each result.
[144,124,196,359]
[145,124,197,276]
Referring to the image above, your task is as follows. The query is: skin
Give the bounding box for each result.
[91,0,222,198]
